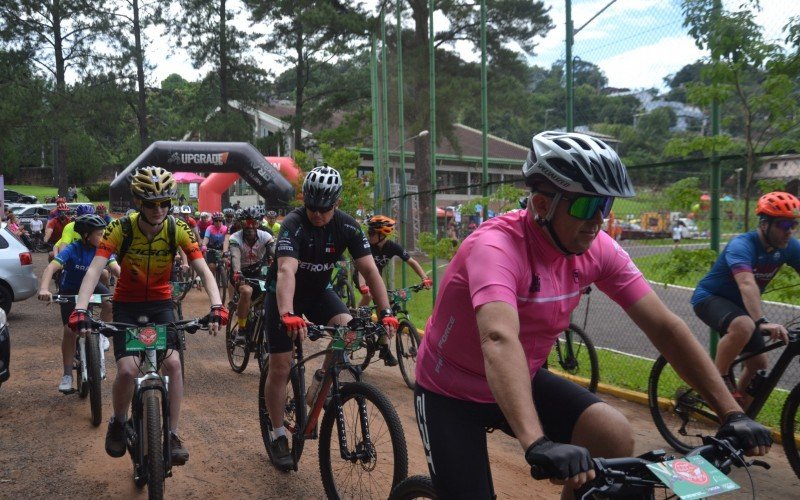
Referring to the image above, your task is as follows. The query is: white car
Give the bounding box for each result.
[0,226,38,314]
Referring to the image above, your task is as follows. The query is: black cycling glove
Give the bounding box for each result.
[716,411,772,449]
[525,436,593,480]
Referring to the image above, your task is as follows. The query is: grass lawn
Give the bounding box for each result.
[6,184,104,205]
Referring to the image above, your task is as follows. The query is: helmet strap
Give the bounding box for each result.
[533,192,578,256]
[759,219,778,251]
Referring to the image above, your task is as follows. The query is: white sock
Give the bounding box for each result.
[270,426,287,440]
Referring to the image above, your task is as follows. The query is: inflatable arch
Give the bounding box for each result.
[198,156,300,212]
[109,141,295,213]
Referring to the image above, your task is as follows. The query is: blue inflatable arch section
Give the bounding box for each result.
[108,141,295,213]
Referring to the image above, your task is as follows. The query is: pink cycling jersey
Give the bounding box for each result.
[416,210,651,403]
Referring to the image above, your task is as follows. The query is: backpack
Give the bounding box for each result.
[116,214,178,265]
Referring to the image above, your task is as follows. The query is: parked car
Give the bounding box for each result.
[3,189,37,204]
[678,218,700,239]
[0,226,38,314]
[0,307,8,388]
[12,204,55,232]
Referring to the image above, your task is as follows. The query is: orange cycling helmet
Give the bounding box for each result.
[756,192,800,219]
[367,215,396,236]
[56,202,69,212]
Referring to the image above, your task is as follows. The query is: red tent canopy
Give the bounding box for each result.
[173,171,206,183]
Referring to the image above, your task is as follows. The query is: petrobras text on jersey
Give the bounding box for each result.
[298,261,336,272]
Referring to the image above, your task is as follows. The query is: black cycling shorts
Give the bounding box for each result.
[414,368,601,500]
[112,300,180,361]
[693,295,765,353]
[264,289,349,354]
[58,284,110,325]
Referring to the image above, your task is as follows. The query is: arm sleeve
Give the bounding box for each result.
[96,219,123,259]
[468,238,521,311]
[594,237,652,310]
[346,224,372,260]
[275,221,299,259]
[176,218,203,261]
[724,237,754,275]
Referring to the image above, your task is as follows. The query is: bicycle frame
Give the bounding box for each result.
[131,347,173,479]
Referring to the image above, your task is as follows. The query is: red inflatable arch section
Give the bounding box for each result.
[198,157,301,212]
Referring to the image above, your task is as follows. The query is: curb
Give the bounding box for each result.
[555,372,784,443]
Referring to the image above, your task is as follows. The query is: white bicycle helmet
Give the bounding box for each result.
[303,164,343,208]
[181,205,193,215]
[522,131,635,198]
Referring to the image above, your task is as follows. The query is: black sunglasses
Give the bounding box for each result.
[305,204,334,214]
[141,200,172,210]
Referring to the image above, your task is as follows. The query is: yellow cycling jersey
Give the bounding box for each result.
[54,221,81,249]
[97,213,202,302]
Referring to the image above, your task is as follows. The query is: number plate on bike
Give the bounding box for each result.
[647,456,739,498]
[88,294,105,305]
[125,325,167,351]
[331,329,363,351]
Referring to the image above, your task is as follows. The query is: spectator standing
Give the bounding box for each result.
[672,220,684,249]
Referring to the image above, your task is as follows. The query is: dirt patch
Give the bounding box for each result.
[0,253,797,498]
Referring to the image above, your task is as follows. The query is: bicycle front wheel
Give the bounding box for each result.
[86,334,103,426]
[780,382,800,480]
[389,475,437,500]
[145,391,165,500]
[396,319,421,390]
[258,358,306,467]
[318,381,408,499]
[254,322,268,373]
[552,323,599,392]
[648,355,719,453]
[76,339,88,398]
[225,319,250,373]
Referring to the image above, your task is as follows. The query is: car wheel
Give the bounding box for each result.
[0,284,11,315]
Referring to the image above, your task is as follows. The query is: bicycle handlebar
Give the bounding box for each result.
[305,318,385,343]
[575,436,764,499]
[50,294,114,304]
[89,316,211,337]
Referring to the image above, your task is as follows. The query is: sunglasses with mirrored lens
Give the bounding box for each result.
[305,204,334,214]
[565,195,615,220]
[141,200,172,210]
[775,220,799,231]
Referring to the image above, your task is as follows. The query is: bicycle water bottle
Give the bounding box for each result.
[306,369,324,406]
[746,369,768,396]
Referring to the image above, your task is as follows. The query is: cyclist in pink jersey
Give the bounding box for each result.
[413,131,772,499]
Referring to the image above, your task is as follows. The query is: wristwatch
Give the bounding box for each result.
[755,317,769,329]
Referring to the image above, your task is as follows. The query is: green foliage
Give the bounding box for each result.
[756,179,786,194]
[80,182,112,201]
[645,248,718,288]
[319,144,372,217]
[417,232,458,261]
[663,177,702,212]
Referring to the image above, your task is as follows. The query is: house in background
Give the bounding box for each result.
[753,154,800,195]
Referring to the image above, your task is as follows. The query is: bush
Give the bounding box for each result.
[81,182,110,201]
[417,231,458,261]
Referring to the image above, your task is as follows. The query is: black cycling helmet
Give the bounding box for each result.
[266,210,278,218]
[238,205,264,221]
[223,207,235,217]
[522,131,635,198]
[74,214,108,236]
[303,164,342,209]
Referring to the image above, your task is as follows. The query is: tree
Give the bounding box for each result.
[171,0,268,139]
[0,0,112,194]
[664,177,702,212]
[245,1,370,152]
[681,0,800,230]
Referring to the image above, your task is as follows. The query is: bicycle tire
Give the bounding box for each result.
[780,381,800,480]
[76,339,89,399]
[254,320,268,373]
[178,331,186,382]
[145,392,165,500]
[388,475,437,500]
[647,355,719,453]
[318,381,408,499]
[258,357,306,468]
[554,323,599,393]
[86,334,103,427]
[396,319,421,390]
[225,319,250,373]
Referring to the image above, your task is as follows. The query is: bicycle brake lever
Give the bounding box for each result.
[750,459,770,470]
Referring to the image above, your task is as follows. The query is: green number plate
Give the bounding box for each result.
[331,328,363,351]
[89,294,105,305]
[125,325,167,352]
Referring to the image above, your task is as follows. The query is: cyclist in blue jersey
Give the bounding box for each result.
[692,192,796,408]
[37,215,120,392]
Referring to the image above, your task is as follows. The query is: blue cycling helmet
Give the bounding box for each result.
[76,204,95,216]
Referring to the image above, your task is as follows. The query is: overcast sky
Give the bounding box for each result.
[145,0,794,92]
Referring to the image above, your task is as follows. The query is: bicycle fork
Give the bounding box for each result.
[131,353,172,481]
[334,391,375,464]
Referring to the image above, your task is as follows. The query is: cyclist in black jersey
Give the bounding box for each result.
[262,165,399,471]
[355,215,432,365]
